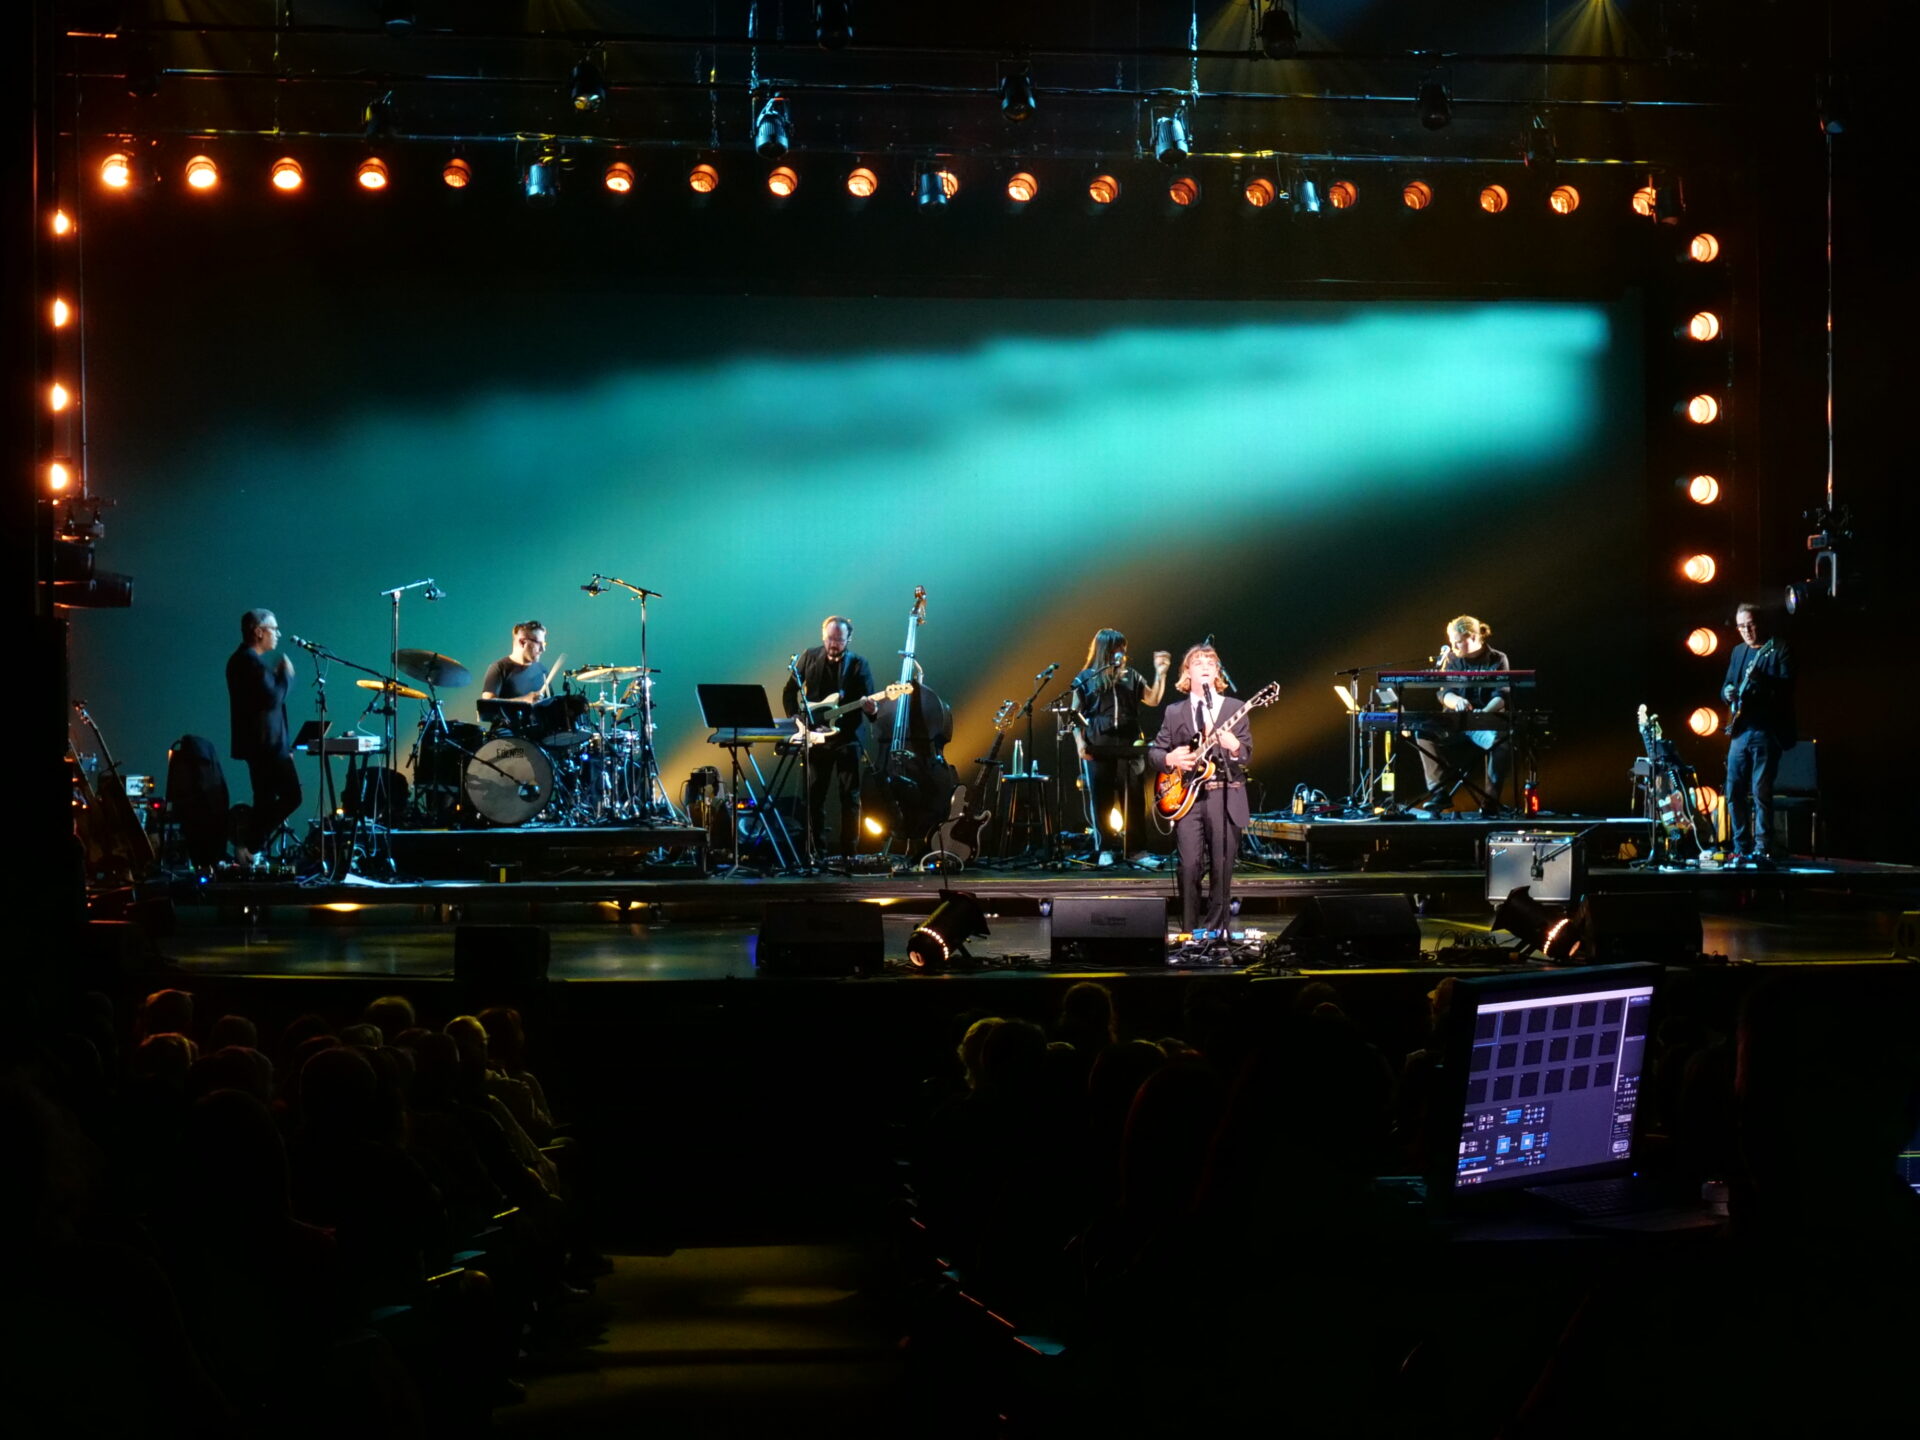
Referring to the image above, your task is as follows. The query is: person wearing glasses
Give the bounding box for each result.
[226,607,300,869]
[1720,603,1795,868]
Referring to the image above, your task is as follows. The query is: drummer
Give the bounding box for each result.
[479,621,550,705]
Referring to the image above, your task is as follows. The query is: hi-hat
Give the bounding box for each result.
[357,677,429,701]
[395,649,471,688]
[572,664,660,682]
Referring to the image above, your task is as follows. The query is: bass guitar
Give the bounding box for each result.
[1636,704,1709,858]
[1152,682,1282,823]
[930,700,1017,866]
[793,682,914,745]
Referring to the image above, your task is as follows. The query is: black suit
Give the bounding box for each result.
[1720,638,1795,858]
[226,645,302,853]
[782,645,877,857]
[1150,692,1253,933]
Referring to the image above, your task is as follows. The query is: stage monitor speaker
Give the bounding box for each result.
[1574,891,1702,966]
[757,901,884,977]
[454,924,552,1006]
[1048,895,1169,968]
[1277,893,1421,968]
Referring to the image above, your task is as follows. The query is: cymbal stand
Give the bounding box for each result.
[374,578,439,857]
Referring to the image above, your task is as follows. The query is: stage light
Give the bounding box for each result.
[767,165,799,198]
[1006,170,1037,204]
[1152,101,1191,165]
[1088,173,1120,205]
[1684,394,1720,424]
[442,156,472,188]
[1548,184,1579,214]
[908,889,990,969]
[1693,784,1719,814]
[1108,806,1125,834]
[569,57,607,113]
[270,157,303,192]
[1688,232,1720,262]
[357,156,390,190]
[48,461,73,493]
[1000,67,1036,122]
[184,155,219,191]
[1632,184,1657,217]
[364,92,396,144]
[1687,627,1719,656]
[53,209,73,235]
[814,0,852,50]
[525,156,561,206]
[1167,175,1199,207]
[1259,1,1299,59]
[1243,177,1275,208]
[100,152,133,189]
[1493,886,1579,962]
[1685,311,1721,341]
[51,298,71,327]
[1327,180,1357,209]
[1655,183,1685,223]
[688,162,720,194]
[1402,180,1432,210]
[917,169,956,207]
[1688,708,1720,737]
[1686,474,1721,504]
[1479,184,1508,213]
[846,166,878,198]
[1417,74,1451,130]
[1682,553,1717,584]
[863,816,886,837]
[604,161,635,194]
[753,95,792,160]
[1292,178,1321,215]
[50,382,71,413]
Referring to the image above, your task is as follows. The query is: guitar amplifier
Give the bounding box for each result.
[1485,830,1585,905]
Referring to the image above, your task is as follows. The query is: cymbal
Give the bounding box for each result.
[573,664,660,682]
[394,649,471,688]
[357,677,429,701]
[585,699,627,711]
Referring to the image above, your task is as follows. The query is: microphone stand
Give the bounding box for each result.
[373,578,438,860]
[582,573,674,820]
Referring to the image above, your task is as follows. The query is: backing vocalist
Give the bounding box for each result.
[1070,628,1170,865]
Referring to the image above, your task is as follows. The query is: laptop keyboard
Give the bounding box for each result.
[1528,1175,1648,1217]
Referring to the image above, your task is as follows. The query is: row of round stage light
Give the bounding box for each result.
[41,209,80,496]
[93,148,1692,218]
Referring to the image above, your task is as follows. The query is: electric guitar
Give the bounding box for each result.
[795,683,913,743]
[931,700,1018,866]
[1636,704,1708,857]
[1152,682,1282,823]
[1728,638,1775,726]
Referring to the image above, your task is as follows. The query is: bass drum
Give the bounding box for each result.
[463,737,555,826]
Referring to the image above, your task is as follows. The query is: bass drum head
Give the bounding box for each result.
[464,737,554,826]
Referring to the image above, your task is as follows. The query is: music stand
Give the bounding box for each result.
[697,684,796,871]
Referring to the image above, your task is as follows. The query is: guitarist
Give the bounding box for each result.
[1149,645,1252,935]
[1720,603,1795,868]
[781,615,878,859]
[1071,628,1171,865]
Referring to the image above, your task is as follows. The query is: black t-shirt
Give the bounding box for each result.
[1437,645,1513,710]
[481,658,547,700]
[227,646,292,761]
[1073,666,1148,744]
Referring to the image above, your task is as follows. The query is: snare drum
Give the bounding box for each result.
[527,692,591,749]
[463,737,555,826]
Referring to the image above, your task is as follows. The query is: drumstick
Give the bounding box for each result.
[538,652,567,698]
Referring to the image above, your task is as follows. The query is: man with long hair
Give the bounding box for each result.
[1149,645,1252,934]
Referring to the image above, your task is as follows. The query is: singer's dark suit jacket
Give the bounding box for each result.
[227,646,292,761]
[1720,640,1796,748]
[1149,693,1254,827]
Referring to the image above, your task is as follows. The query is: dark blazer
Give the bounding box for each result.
[227,646,293,761]
[1150,692,1254,827]
[782,646,878,748]
[1721,640,1796,748]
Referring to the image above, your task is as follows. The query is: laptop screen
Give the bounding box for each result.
[1901,1120,1920,1196]
[1450,964,1660,1192]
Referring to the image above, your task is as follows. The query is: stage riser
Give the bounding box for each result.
[383,825,708,880]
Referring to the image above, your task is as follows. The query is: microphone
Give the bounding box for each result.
[518,783,539,801]
[424,581,445,601]
[1435,645,1452,665]
[1037,661,1059,681]
[285,634,322,653]
[581,575,605,597]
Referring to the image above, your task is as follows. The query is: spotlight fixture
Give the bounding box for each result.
[53,209,73,235]
[917,168,955,207]
[1417,73,1451,130]
[1292,176,1321,215]
[1005,170,1037,204]
[846,166,878,199]
[1688,708,1721,737]
[1402,180,1433,209]
[1683,311,1721,341]
[1682,553,1718,584]
[1258,2,1299,60]
[1479,184,1509,213]
[1654,180,1685,223]
[1152,99,1191,165]
[1167,175,1199,207]
[908,890,991,970]
[814,0,852,50]
[688,162,720,194]
[1632,183,1658,217]
[48,460,74,492]
[184,154,219,191]
[603,161,635,194]
[100,152,133,189]
[49,382,72,413]
[1685,474,1722,504]
[524,155,561,206]
[862,815,886,838]
[1492,887,1580,963]
[364,91,397,143]
[569,57,607,114]
[51,298,71,327]
[766,165,799,198]
[753,94,792,160]
[1327,180,1357,209]
[1523,113,1556,169]
[357,156,390,190]
[1549,184,1580,214]
[1243,177,1275,208]
[1686,627,1719,656]
[442,156,472,188]
[1683,394,1721,424]
[1687,233,1720,263]
[270,157,304,192]
[1087,173,1120,206]
[999,66,1036,122]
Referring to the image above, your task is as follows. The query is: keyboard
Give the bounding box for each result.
[706,727,796,745]
[1359,711,1534,733]
[1377,670,1537,688]
[296,734,386,755]
[1527,1175,1652,1217]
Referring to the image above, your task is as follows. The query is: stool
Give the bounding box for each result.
[994,774,1053,858]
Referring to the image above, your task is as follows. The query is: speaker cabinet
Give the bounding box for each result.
[1048,895,1169,968]
[1277,893,1421,967]
[757,901,884,977]
[1578,892,1702,966]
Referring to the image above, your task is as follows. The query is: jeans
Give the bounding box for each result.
[1725,729,1783,856]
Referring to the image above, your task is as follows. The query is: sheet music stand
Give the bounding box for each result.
[697,684,797,871]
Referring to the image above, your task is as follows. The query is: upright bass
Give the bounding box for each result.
[873,586,960,855]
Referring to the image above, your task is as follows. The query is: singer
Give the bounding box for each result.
[780,615,877,860]
[1070,629,1170,865]
[1415,614,1514,814]
[1149,644,1251,933]
[225,607,302,869]
[479,621,552,706]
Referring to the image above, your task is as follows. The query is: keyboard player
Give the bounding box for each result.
[1416,614,1514,814]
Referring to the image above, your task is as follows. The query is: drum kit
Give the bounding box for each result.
[391,653,668,828]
